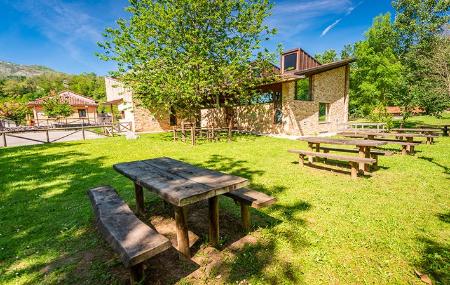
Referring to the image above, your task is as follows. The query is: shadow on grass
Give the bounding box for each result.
[188,154,311,284]
[0,143,199,284]
[416,237,450,285]
[418,156,450,176]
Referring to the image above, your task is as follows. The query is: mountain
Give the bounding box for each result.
[0,61,60,77]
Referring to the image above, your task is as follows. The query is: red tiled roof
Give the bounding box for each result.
[28,91,98,107]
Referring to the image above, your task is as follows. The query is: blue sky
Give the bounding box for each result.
[0,0,394,75]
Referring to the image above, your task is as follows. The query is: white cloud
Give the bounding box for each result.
[321,19,342,36]
[320,0,364,37]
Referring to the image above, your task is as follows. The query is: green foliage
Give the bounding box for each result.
[42,94,73,118]
[0,73,106,103]
[0,100,30,124]
[349,13,406,117]
[314,49,338,64]
[97,0,276,121]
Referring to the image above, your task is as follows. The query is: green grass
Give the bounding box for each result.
[1,116,449,284]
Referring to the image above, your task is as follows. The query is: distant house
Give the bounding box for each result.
[104,77,174,132]
[385,106,424,117]
[106,47,353,136]
[28,91,99,125]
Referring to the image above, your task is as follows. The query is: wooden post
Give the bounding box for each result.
[110,104,115,137]
[2,133,6,147]
[174,206,190,258]
[173,127,177,142]
[443,125,448,136]
[208,196,219,247]
[190,125,195,146]
[46,129,50,143]
[181,124,186,143]
[134,183,145,215]
[350,162,358,179]
[240,202,250,231]
[129,263,144,284]
[81,121,85,140]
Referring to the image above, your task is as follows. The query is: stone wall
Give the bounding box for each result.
[281,66,349,135]
[132,102,172,133]
[201,65,349,136]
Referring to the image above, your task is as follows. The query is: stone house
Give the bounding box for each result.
[28,91,98,125]
[202,48,353,136]
[106,47,353,136]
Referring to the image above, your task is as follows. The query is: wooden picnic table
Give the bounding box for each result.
[298,137,386,172]
[340,130,436,144]
[391,128,440,134]
[113,157,248,258]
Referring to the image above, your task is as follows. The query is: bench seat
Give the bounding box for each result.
[288,149,376,179]
[319,146,394,156]
[88,186,172,284]
[224,188,276,231]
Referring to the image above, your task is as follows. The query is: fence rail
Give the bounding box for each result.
[0,122,132,148]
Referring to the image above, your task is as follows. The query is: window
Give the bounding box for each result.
[319,103,329,122]
[295,78,311,101]
[78,109,87,118]
[251,92,273,104]
[283,53,297,72]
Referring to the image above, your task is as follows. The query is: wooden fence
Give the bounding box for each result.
[0,122,132,148]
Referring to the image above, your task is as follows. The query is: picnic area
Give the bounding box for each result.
[1,114,449,284]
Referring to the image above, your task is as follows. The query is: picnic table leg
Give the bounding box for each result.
[350,162,358,179]
[308,143,314,163]
[129,263,144,284]
[401,145,408,155]
[240,202,250,231]
[134,183,145,215]
[364,147,371,172]
[174,206,191,258]
[443,126,448,136]
[358,146,365,173]
[406,137,413,152]
[208,196,219,247]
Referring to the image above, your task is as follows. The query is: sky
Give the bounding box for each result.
[0,0,395,76]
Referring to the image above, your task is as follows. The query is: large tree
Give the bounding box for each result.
[349,13,406,117]
[393,0,450,117]
[97,0,276,123]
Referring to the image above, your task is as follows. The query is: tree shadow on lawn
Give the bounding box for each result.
[0,143,198,284]
[184,154,312,284]
[416,237,450,285]
[418,156,450,176]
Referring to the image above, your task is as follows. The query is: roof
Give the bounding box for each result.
[28,91,98,107]
[294,58,355,76]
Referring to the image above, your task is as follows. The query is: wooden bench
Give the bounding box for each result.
[370,140,421,155]
[88,186,172,284]
[318,146,393,168]
[224,188,276,231]
[288,149,376,179]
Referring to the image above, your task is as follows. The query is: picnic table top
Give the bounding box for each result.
[391,128,440,132]
[298,137,387,147]
[113,157,248,207]
[339,131,433,138]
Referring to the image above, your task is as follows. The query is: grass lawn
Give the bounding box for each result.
[1,116,449,284]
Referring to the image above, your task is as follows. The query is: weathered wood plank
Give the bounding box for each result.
[87,186,172,268]
[224,188,277,209]
[298,137,386,147]
[114,158,248,206]
[288,149,376,164]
